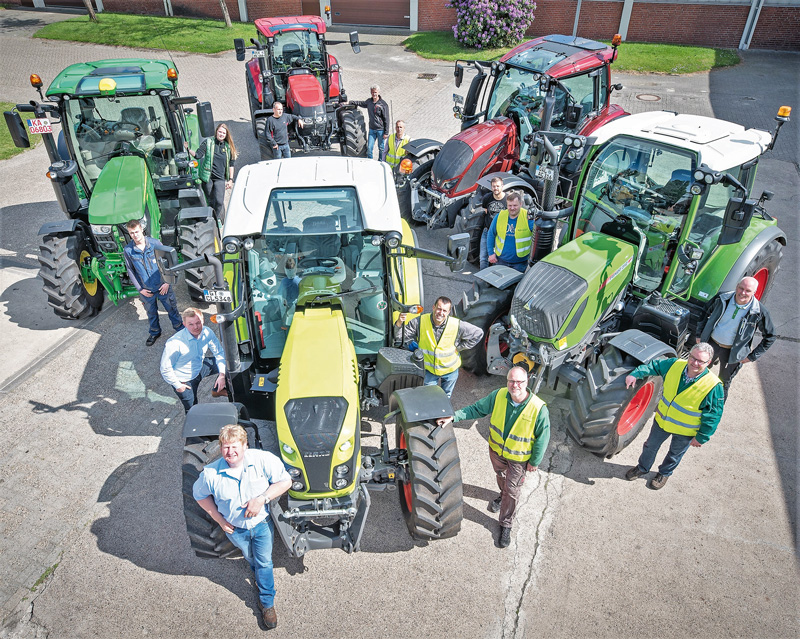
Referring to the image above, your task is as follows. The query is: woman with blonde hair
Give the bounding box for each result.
[189,122,237,224]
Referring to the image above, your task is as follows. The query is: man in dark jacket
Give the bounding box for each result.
[264,101,304,158]
[697,276,776,400]
[351,85,389,160]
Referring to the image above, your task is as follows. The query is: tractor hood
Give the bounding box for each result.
[87,155,150,225]
[510,232,635,348]
[287,73,324,109]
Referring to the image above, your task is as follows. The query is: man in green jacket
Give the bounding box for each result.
[440,366,550,548]
[624,342,724,490]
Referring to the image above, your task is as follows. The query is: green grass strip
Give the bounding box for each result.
[1,100,41,161]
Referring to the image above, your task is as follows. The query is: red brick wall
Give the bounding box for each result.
[523,0,576,36]
[246,0,303,20]
[418,0,455,31]
[576,1,623,41]
[749,6,800,51]
[627,3,749,48]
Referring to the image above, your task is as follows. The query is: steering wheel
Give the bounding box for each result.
[78,123,103,142]
[299,257,339,271]
[111,121,141,135]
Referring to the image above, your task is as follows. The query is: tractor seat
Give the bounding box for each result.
[120,107,151,136]
[282,43,304,67]
[299,216,341,259]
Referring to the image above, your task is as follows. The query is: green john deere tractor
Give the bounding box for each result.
[4,59,219,320]
[160,157,471,558]
[457,107,791,457]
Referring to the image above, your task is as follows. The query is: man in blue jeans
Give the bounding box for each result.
[264,101,304,158]
[160,307,227,413]
[351,85,390,160]
[193,424,291,629]
[486,191,534,273]
[123,219,183,345]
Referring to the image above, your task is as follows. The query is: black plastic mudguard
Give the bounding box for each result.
[609,329,675,364]
[405,138,442,158]
[182,402,240,438]
[389,385,454,423]
[178,206,214,221]
[38,219,81,236]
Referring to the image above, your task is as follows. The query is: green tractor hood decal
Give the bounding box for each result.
[88,155,155,226]
[511,232,635,350]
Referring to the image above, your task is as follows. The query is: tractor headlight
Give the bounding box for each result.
[287,467,302,478]
[315,115,325,123]
[440,178,459,191]
[339,440,352,452]
[335,464,350,476]
[222,236,241,254]
[334,478,348,489]
[291,480,305,491]
[282,443,295,455]
[385,231,402,248]
[243,238,254,250]
[303,117,313,124]
[91,224,112,234]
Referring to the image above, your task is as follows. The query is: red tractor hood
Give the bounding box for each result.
[287,73,324,109]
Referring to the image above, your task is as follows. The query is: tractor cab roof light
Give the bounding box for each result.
[399,158,413,175]
[777,105,791,120]
[167,68,178,81]
[30,74,43,88]
[611,34,622,48]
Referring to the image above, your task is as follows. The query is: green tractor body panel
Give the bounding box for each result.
[45,58,177,97]
[275,306,361,500]
[88,155,159,228]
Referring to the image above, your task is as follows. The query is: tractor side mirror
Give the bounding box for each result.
[564,104,584,129]
[446,233,470,272]
[718,197,755,245]
[4,111,31,149]
[154,246,181,286]
[234,38,246,62]
[349,31,361,54]
[454,63,464,88]
[197,102,215,138]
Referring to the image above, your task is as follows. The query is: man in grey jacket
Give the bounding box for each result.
[697,276,776,401]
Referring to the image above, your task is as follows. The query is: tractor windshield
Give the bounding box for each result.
[576,137,695,292]
[249,187,389,358]
[63,95,176,190]
[272,30,324,71]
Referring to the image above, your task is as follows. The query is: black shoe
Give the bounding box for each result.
[625,466,645,481]
[649,473,669,490]
[145,333,162,346]
[498,526,511,548]
[488,497,502,513]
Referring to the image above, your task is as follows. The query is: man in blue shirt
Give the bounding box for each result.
[487,192,535,273]
[160,307,227,413]
[123,219,183,346]
[193,424,291,629]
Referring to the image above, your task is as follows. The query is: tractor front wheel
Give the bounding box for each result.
[396,417,463,540]
[340,109,367,157]
[397,154,436,221]
[255,118,274,161]
[38,232,104,320]
[179,217,219,301]
[456,280,515,375]
[567,345,663,457]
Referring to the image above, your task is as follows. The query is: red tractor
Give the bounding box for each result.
[234,15,367,159]
[398,34,627,237]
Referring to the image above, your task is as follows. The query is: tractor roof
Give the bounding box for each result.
[255,15,326,38]
[45,58,177,97]
[224,157,401,237]
[590,111,773,171]
[501,34,616,78]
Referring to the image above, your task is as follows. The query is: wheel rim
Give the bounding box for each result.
[399,431,412,509]
[753,267,769,300]
[79,250,98,296]
[483,311,509,357]
[618,381,654,435]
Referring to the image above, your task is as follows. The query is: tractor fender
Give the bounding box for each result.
[404,138,442,159]
[182,402,249,438]
[38,219,84,236]
[178,206,214,221]
[716,226,787,294]
[473,264,526,291]
[388,385,454,423]
[608,329,675,365]
[253,108,273,119]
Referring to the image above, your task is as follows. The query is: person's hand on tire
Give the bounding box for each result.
[625,375,637,389]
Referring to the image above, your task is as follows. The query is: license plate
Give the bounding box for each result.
[203,289,233,303]
[252,50,265,58]
[26,118,52,134]
[535,166,554,181]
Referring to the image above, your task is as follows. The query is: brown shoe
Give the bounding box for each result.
[649,473,669,490]
[625,466,645,481]
[259,602,277,629]
[488,496,502,513]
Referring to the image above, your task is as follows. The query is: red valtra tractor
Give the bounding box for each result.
[234,15,367,159]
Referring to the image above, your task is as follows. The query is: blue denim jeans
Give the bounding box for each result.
[424,369,459,398]
[139,288,182,337]
[173,356,220,413]
[636,421,694,476]
[497,259,527,273]
[367,129,386,160]
[274,143,292,158]
[226,518,276,609]
[479,228,490,270]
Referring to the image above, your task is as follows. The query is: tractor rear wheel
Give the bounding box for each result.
[456,280,515,375]
[255,118,274,161]
[397,154,436,221]
[38,232,104,320]
[340,109,367,157]
[396,418,463,540]
[743,239,782,302]
[182,437,241,559]
[567,345,663,457]
[179,217,219,302]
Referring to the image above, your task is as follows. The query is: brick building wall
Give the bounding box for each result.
[520,0,576,35]
[749,6,800,50]
[418,0,455,31]
[575,1,624,41]
[627,3,749,48]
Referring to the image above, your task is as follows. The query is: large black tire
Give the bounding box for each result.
[452,204,485,265]
[38,232,104,320]
[340,109,367,157]
[397,154,436,220]
[246,71,260,139]
[255,118,275,161]
[456,280,515,375]
[567,345,663,457]
[742,238,783,303]
[179,217,219,301]
[396,418,463,540]
[182,438,241,559]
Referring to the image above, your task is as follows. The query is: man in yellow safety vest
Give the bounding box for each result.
[394,296,483,397]
[487,191,535,273]
[624,342,724,490]
[439,366,550,548]
[385,120,410,170]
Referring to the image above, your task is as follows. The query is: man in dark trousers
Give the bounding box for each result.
[264,101,304,158]
[351,85,390,160]
[697,276,776,401]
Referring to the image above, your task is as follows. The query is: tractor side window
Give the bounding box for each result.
[556,72,594,131]
[487,68,544,121]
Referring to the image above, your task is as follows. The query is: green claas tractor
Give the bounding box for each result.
[457,107,791,456]
[3,59,219,319]
[161,157,470,558]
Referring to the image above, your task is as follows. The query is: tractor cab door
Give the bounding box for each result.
[556,68,609,132]
[455,60,494,129]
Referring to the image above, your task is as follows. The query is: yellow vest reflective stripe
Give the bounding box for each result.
[654,361,721,436]
[418,313,461,375]
[488,388,544,462]
[493,209,532,257]
[386,133,410,167]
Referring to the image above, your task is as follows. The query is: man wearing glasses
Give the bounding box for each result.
[438,366,550,548]
[623,343,724,490]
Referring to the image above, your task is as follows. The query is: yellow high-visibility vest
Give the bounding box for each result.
[655,360,721,436]
[489,388,545,462]
[493,209,532,258]
[386,133,410,167]
[418,313,460,376]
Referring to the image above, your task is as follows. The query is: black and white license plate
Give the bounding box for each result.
[535,166,555,181]
[203,289,233,303]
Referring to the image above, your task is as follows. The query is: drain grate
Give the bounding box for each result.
[417,73,438,80]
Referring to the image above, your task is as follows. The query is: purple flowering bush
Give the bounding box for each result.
[447,0,537,49]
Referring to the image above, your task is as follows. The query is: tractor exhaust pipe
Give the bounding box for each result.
[530,134,561,263]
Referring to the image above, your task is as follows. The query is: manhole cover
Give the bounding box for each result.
[636,94,661,102]
[417,73,438,80]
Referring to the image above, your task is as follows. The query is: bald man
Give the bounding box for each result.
[697,276,776,401]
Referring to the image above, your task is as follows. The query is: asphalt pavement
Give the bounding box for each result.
[0,8,798,638]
